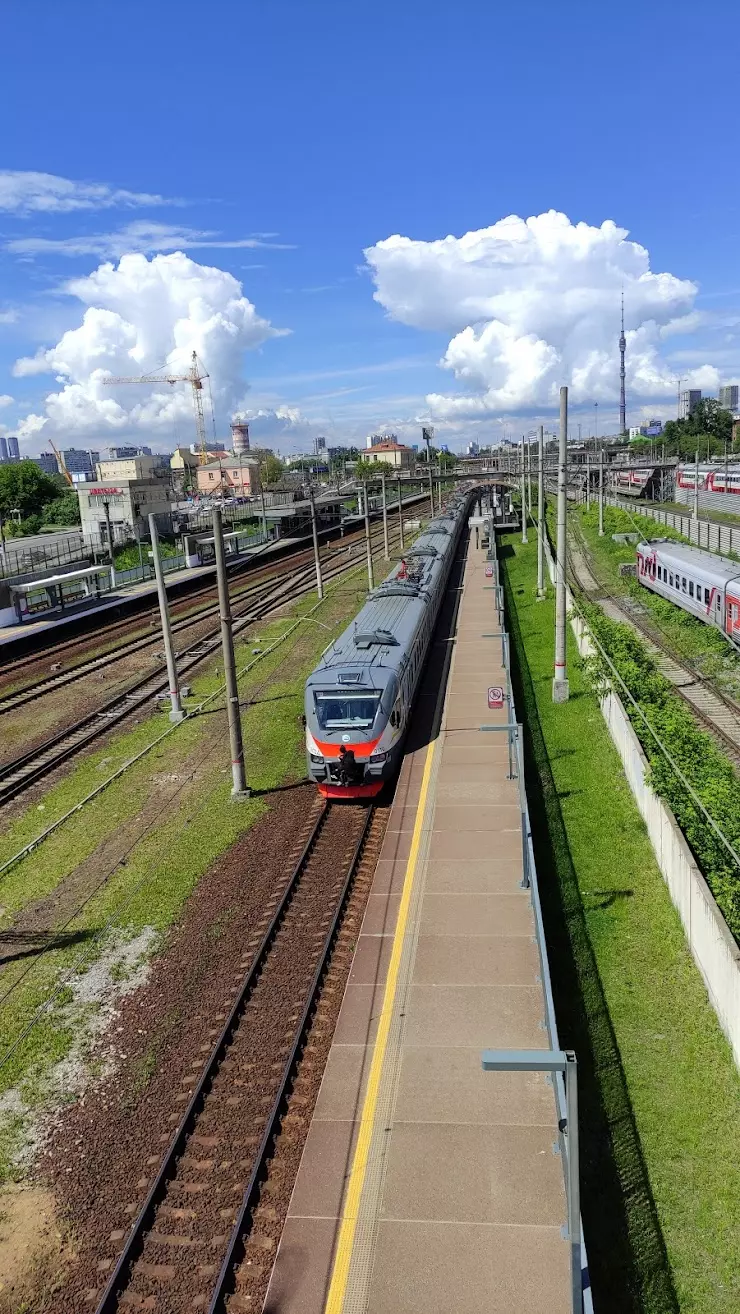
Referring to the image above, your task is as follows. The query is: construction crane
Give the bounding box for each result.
[103,351,212,464]
[48,438,74,486]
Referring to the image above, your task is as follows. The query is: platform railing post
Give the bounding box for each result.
[480,1049,583,1314]
[565,1052,581,1314]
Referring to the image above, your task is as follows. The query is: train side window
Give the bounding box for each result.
[669,573,674,587]
[689,581,694,598]
[682,576,687,592]
[704,587,710,605]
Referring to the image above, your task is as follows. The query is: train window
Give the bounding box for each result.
[669,573,674,587]
[682,577,687,592]
[704,587,711,605]
[689,582,694,598]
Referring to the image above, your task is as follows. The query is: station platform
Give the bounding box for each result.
[266,529,583,1313]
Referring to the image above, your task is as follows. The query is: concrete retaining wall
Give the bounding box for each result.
[544,538,740,1067]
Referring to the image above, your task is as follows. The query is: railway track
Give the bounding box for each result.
[566,523,740,770]
[92,799,380,1314]
[0,542,346,717]
[0,548,362,807]
[0,498,425,696]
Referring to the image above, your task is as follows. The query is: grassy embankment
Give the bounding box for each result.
[500,531,740,1314]
[0,559,373,1180]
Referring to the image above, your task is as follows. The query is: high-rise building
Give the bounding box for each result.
[108,445,151,459]
[33,452,61,475]
[719,384,739,411]
[679,389,702,420]
[7,436,20,461]
[62,448,97,475]
[0,436,8,463]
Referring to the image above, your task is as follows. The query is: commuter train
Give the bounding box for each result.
[305,489,473,798]
[636,539,740,645]
[675,463,740,517]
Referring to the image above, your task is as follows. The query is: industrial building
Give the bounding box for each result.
[75,458,173,546]
[196,455,262,497]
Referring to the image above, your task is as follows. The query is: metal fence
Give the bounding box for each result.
[610,494,740,557]
[0,531,97,580]
[479,523,592,1313]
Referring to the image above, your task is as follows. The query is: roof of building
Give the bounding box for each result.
[200,455,259,470]
[366,441,411,452]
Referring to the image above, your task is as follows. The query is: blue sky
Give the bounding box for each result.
[2,0,739,454]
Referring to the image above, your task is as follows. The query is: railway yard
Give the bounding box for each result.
[0,483,739,1314]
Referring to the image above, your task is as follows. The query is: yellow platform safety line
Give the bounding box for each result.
[323,735,437,1314]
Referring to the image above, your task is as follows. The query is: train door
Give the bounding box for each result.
[725,592,740,639]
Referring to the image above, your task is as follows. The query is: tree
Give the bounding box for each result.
[438,451,457,471]
[354,458,396,480]
[261,453,285,485]
[44,492,82,526]
[0,461,61,521]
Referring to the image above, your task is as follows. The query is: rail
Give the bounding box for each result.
[93,800,375,1314]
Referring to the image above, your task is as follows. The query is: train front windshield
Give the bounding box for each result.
[314,691,381,730]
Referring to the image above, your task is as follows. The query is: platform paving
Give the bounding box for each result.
[265,530,570,1314]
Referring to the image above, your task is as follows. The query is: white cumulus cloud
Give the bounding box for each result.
[0,394,13,408]
[365,211,714,418]
[0,170,175,214]
[12,251,287,443]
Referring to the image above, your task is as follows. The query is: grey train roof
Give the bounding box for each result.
[307,500,468,691]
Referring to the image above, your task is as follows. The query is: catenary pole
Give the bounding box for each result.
[103,500,116,587]
[148,514,184,722]
[553,386,570,703]
[598,444,605,537]
[520,435,528,543]
[212,507,248,797]
[585,454,590,508]
[381,474,390,559]
[308,486,324,599]
[363,484,374,590]
[397,477,405,550]
[694,448,700,522]
[537,424,545,599]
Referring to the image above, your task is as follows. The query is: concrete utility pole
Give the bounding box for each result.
[427,462,435,517]
[212,507,248,798]
[537,424,545,599]
[381,475,390,559]
[585,454,591,508]
[520,436,528,543]
[397,477,405,550]
[149,514,184,723]
[363,484,374,590]
[308,486,324,599]
[598,445,605,537]
[693,449,700,522]
[260,487,268,541]
[103,500,116,586]
[553,387,570,703]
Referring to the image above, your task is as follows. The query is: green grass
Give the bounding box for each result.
[500,533,740,1314]
[630,498,740,530]
[0,562,372,1180]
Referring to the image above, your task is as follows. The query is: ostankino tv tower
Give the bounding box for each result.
[619,292,627,435]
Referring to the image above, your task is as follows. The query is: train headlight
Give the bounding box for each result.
[369,750,388,763]
[309,752,324,764]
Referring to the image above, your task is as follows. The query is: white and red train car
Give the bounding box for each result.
[636,539,740,645]
[676,463,740,515]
